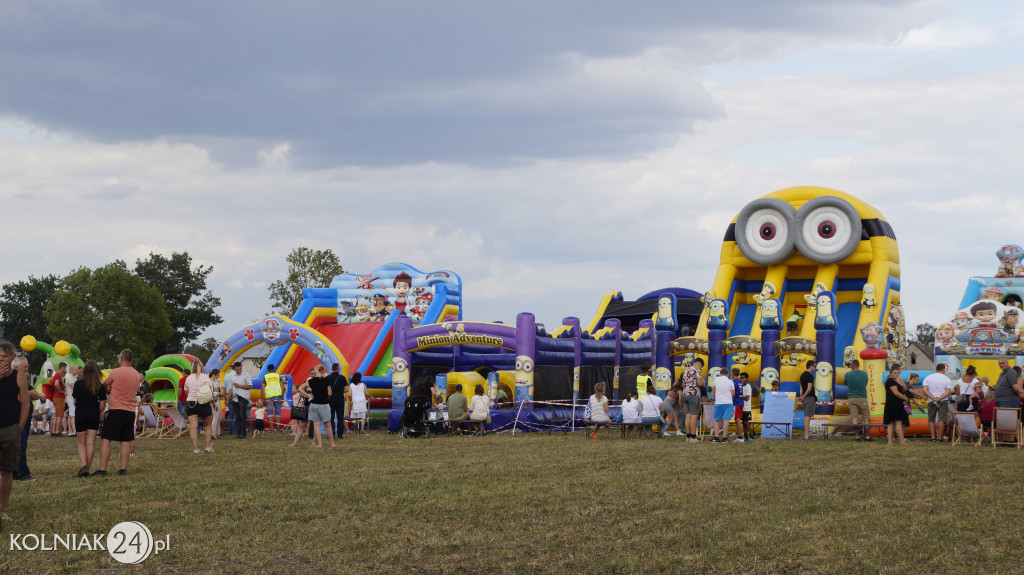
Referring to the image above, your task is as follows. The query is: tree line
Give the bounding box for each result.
[0,247,345,369]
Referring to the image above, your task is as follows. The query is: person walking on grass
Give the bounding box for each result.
[799,361,816,440]
[182,360,215,454]
[262,363,285,433]
[301,365,337,448]
[588,382,611,439]
[740,372,754,441]
[231,362,253,439]
[0,341,30,523]
[712,368,734,443]
[845,360,871,441]
[95,349,141,477]
[72,360,106,477]
[209,369,223,439]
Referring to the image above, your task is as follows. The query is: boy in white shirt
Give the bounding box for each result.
[712,370,735,443]
[741,372,754,441]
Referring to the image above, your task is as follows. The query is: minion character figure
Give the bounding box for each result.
[814,361,834,402]
[514,355,535,403]
[813,291,836,331]
[842,346,855,367]
[656,294,677,331]
[760,367,780,391]
[391,357,410,405]
[753,282,777,305]
[654,366,672,393]
[707,299,729,331]
[861,284,876,308]
[759,298,781,331]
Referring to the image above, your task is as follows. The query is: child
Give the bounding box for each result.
[979,377,995,435]
[253,400,266,439]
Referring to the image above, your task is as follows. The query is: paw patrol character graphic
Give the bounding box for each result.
[860,322,883,349]
[655,295,676,331]
[935,323,957,349]
[354,304,371,322]
[970,300,999,328]
[951,311,971,332]
[995,244,1024,277]
[218,341,234,361]
[514,355,535,403]
[707,299,729,331]
[355,274,379,290]
[983,286,1003,302]
[312,341,327,361]
[338,300,357,323]
[759,298,780,331]
[263,317,282,341]
[654,366,672,393]
[389,272,413,313]
[861,284,876,308]
[369,294,390,322]
[813,292,836,330]
[814,361,833,402]
[392,357,410,405]
[1001,308,1020,336]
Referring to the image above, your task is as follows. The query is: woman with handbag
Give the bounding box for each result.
[72,360,107,477]
[468,385,490,436]
[302,365,337,448]
[182,360,215,454]
[289,370,313,447]
[883,367,910,446]
[956,366,979,412]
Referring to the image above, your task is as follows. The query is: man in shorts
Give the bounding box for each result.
[799,360,816,440]
[845,360,871,441]
[712,368,734,443]
[96,349,141,476]
[922,363,953,442]
[262,363,285,432]
[0,341,31,522]
[680,358,705,442]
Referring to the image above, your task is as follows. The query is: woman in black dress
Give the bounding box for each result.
[72,360,106,476]
[884,366,910,446]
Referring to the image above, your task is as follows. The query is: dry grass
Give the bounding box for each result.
[2,429,1023,574]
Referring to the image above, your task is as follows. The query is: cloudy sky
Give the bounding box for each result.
[2,0,1022,345]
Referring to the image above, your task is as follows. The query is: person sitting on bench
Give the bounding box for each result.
[446,384,470,434]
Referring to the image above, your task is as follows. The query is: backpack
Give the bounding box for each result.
[197,378,214,405]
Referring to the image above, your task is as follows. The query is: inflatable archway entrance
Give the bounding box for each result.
[206,315,348,379]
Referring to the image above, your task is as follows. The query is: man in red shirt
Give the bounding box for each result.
[49,362,68,437]
[95,350,141,477]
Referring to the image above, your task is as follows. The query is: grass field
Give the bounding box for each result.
[2,428,1023,574]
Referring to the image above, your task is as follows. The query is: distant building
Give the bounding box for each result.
[906,341,934,372]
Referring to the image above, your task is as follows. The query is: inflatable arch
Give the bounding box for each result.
[206,315,348,382]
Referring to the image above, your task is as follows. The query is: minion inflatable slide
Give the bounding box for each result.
[681,186,906,433]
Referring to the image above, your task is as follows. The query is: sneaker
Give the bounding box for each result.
[854,436,863,442]
[117,469,127,476]
[91,470,107,477]
[864,436,874,442]
[804,436,814,441]
[205,446,214,453]
[734,438,745,443]
[590,433,598,439]
[710,437,720,443]
[77,466,90,477]
[193,448,200,454]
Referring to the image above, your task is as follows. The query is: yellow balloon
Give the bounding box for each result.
[19,335,37,352]
[54,340,71,357]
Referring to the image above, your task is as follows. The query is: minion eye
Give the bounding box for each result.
[793,196,862,263]
[735,198,796,265]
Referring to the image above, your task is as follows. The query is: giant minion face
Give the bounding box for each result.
[514,355,534,402]
[392,357,410,404]
[654,367,672,392]
[705,187,900,374]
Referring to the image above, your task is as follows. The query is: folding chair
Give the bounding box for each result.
[137,405,162,438]
[991,407,1022,449]
[546,402,573,435]
[698,403,715,440]
[951,411,984,447]
[160,403,188,439]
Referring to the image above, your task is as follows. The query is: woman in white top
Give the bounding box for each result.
[957,365,979,412]
[468,385,490,436]
[620,390,643,438]
[349,372,368,434]
[182,360,215,454]
[639,384,667,438]
[588,382,610,439]
[289,369,313,447]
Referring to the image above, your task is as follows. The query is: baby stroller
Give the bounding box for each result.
[398,395,432,438]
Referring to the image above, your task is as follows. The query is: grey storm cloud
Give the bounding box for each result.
[0,0,955,166]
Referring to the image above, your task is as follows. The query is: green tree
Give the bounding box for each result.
[0,274,62,364]
[134,251,223,356]
[268,247,345,316]
[183,336,220,362]
[44,262,173,368]
[910,322,936,350]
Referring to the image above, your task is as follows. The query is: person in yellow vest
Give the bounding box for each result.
[263,364,285,432]
[637,363,653,401]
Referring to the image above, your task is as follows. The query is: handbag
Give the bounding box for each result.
[291,397,309,421]
[197,382,214,405]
